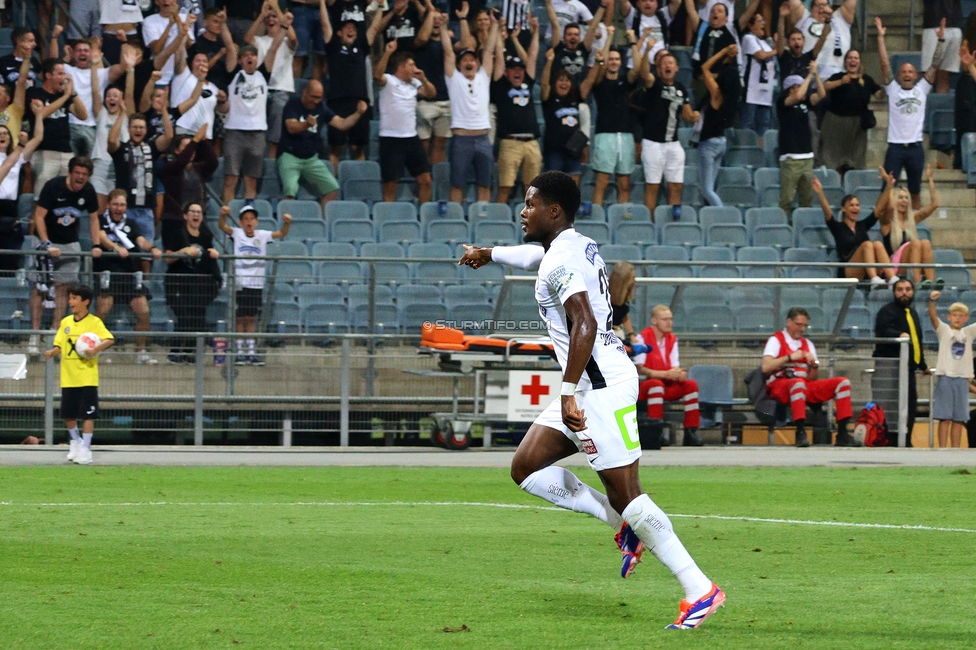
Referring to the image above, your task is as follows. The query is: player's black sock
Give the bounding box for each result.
[795,420,810,447]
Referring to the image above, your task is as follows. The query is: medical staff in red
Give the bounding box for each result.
[761,307,859,447]
[635,305,704,447]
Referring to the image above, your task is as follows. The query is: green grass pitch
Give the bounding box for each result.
[1,465,975,649]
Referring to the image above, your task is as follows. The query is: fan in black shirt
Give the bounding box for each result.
[0,28,40,89]
[774,3,830,79]
[581,35,640,205]
[381,0,425,53]
[190,8,240,92]
[813,168,898,285]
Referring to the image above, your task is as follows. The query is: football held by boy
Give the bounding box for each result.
[458,172,724,630]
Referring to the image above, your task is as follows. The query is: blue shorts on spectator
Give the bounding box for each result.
[739,103,772,137]
[450,134,493,189]
[933,375,970,422]
[291,4,328,58]
[544,150,583,176]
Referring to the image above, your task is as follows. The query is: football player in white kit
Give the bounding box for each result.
[458,172,724,630]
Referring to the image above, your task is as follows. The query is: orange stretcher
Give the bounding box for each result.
[420,323,555,357]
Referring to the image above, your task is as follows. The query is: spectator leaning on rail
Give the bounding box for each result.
[873,279,928,446]
[877,16,946,211]
[762,307,857,447]
[634,305,704,446]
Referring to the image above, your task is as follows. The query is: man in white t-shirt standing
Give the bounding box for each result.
[247,3,298,158]
[143,0,197,85]
[877,17,945,210]
[218,204,292,366]
[171,48,219,139]
[57,33,127,157]
[218,44,272,204]
[441,15,499,204]
[373,42,437,203]
[762,307,856,447]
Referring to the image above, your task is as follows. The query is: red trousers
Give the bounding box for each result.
[767,376,853,422]
[638,378,700,428]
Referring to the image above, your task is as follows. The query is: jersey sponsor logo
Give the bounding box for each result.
[585,242,598,264]
[581,438,598,455]
[547,265,575,297]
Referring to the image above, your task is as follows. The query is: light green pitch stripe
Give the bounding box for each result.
[1,500,974,534]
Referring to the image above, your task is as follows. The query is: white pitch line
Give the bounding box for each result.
[1,500,974,534]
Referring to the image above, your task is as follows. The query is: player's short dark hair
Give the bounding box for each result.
[40,58,64,80]
[204,6,223,18]
[11,27,33,46]
[68,156,94,175]
[787,307,811,321]
[529,172,581,224]
[389,51,414,74]
[68,284,94,304]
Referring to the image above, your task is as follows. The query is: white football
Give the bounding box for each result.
[75,333,102,359]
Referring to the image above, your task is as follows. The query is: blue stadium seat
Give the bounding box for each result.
[685,305,735,333]
[373,202,418,227]
[687,365,735,425]
[257,158,282,200]
[331,219,375,245]
[311,242,356,258]
[316,260,364,283]
[753,167,780,193]
[652,205,697,223]
[843,169,880,194]
[682,285,728,307]
[722,146,765,169]
[729,285,774,306]
[608,203,652,231]
[762,133,779,166]
[351,303,400,333]
[449,303,494,333]
[737,245,780,277]
[725,128,760,147]
[420,201,465,224]
[303,304,350,333]
[680,184,703,206]
[269,302,302,333]
[792,208,826,232]
[337,161,382,202]
[759,185,782,207]
[930,110,956,150]
[600,244,642,262]
[360,242,405,258]
[432,162,451,201]
[838,306,873,338]
[349,285,395,310]
[645,245,693,277]
[277,199,322,222]
[783,248,831,278]
[813,167,842,189]
[705,222,748,248]
[716,166,752,187]
[397,285,443,310]
[961,132,976,172]
[717,185,757,208]
[325,200,370,234]
[734,306,777,334]
[796,225,834,252]
[270,241,309,257]
[474,221,519,245]
[297,284,346,310]
[660,223,703,248]
[692,246,737,278]
[933,249,973,288]
[445,285,489,309]
[379,221,422,243]
[699,206,742,230]
[425,220,470,245]
[468,201,513,222]
[575,221,610,244]
[408,242,453,258]
[401,302,447,330]
[854,187,881,211]
[614,222,657,245]
[745,206,788,235]
[287,220,327,243]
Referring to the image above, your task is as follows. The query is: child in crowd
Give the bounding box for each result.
[218,204,291,365]
[928,291,976,447]
[43,284,115,465]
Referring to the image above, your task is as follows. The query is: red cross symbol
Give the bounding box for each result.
[521,374,550,405]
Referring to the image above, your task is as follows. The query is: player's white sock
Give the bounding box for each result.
[621,494,712,601]
[247,339,255,354]
[236,339,244,353]
[68,427,81,442]
[519,466,623,530]
[82,433,93,449]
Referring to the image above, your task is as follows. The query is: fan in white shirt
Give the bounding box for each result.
[877,16,945,210]
[143,2,197,85]
[170,49,220,140]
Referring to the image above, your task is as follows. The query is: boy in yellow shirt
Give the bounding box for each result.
[43,284,114,465]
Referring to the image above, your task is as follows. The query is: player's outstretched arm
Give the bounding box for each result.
[461,244,546,270]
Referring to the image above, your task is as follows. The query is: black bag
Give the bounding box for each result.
[744,366,777,424]
[563,130,589,158]
[860,110,877,131]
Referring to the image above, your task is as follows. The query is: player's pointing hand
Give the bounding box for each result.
[561,396,587,432]
[458,244,493,268]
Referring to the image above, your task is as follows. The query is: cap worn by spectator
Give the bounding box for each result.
[506,56,527,69]
[239,205,259,218]
[782,75,805,90]
[239,44,259,58]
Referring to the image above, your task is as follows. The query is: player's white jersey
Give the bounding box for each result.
[535,229,638,391]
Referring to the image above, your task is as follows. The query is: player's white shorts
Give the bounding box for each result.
[641,139,685,184]
[534,379,641,472]
[922,27,962,72]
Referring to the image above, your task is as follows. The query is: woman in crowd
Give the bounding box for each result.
[697,43,741,206]
[90,71,134,213]
[879,164,941,288]
[813,168,898,287]
[738,13,776,142]
[820,49,884,176]
[609,260,638,345]
[457,6,494,55]
[0,106,44,274]
[540,48,585,183]
[164,202,222,364]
